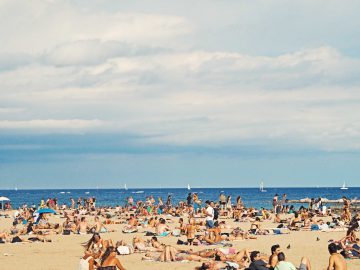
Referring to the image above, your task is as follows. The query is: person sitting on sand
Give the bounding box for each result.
[250,217,270,235]
[128,214,138,227]
[156,218,171,236]
[97,246,126,270]
[248,250,270,270]
[269,244,281,270]
[91,216,113,233]
[83,233,111,257]
[150,236,164,251]
[177,217,187,235]
[186,218,197,245]
[327,243,347,270]
[77,217,89,235]
[274,252,311,270]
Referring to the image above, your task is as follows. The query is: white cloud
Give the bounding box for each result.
[1,1,360,153]
[0,119,104,132]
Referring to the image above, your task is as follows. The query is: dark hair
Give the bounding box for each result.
[83,233,100,250]
[250,251,260,262]
[328,243,338,254]
[101,247,115,265]
[277,252,285,261]
[271,244,280,254]
[151,236,158,241]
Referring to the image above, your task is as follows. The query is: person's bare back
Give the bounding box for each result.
[328,253,347,270]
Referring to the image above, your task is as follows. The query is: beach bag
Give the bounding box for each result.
[63,229,71,235]
[117,246,130,255]
[311,224,320,231]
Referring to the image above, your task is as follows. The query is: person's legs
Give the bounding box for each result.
[299,256,311,270]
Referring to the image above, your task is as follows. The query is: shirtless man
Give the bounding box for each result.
[92,216,110,233]
[327,243,347,270]
[156,218,170,236]
[77,217,89,235]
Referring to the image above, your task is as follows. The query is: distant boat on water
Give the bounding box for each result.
[260,181,267,192]
[124,184,128,191]
[14,187,18,191]
[340,181,348,190]
[187,184,191,191]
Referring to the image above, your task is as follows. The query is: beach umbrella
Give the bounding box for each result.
[35,208,57,214]
[0,196,10,211]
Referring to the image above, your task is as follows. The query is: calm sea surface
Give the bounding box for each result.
[1,187,359,209]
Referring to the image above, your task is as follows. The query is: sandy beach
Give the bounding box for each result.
[1,211,359,270]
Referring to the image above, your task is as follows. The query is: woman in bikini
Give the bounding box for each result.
[97,247,126,270]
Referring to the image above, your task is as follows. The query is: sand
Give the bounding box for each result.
[0,212,359,270]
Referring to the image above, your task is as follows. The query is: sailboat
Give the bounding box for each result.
[260,181,267,192]
[187,184,191,191]
[124,184,128,191]
[340,181,348,190]
[14,187,18,191]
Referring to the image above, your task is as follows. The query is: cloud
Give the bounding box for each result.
[0,119,104,132]
[1,1,360,154]
[43,40,166,66]
[1,46,360,153]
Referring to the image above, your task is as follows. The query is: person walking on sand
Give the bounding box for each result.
[327,243,347,270]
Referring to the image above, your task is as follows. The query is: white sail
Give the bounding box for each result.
[124,184,128,190]
[260,181,267,192]
[340,181,348,190]
[187,184,191,190]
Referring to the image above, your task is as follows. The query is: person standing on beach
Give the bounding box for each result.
[70,198,75,209]
[280,194,287,213]
[273,194,278,213]
[219,192,226,210]
[205,200,214,229]
[187,193,193,206]
[327,243,347,270]
[342,196,351,223]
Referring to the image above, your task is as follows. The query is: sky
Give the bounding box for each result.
[1,0,360,189]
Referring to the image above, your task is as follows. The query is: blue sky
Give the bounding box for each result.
[1,0,360,188]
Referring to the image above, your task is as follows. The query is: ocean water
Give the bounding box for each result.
[0,187,359,210]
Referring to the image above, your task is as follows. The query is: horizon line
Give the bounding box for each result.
[1,186,359,191]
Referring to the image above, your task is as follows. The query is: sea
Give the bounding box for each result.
[0,187,359,210]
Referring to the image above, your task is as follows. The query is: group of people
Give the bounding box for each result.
[0,191,358,270]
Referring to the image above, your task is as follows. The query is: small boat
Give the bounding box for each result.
[124,184,128,191]
[132,191,144,194]
[260,181,267,192]
[187,184,191,191]
[60,191,65,194]
[14,187,18,191]
[85,192,90,194]
[340,181,348,190]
